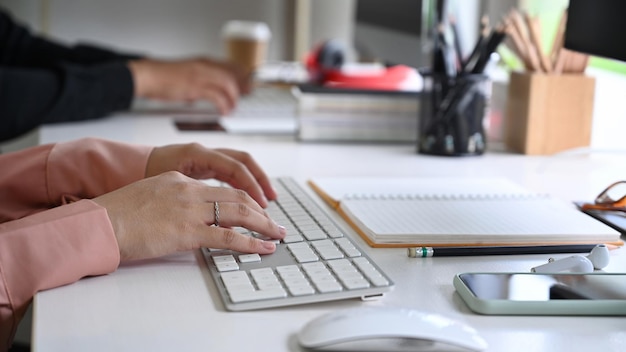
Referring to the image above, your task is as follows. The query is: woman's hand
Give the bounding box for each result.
[145,143,276,208]
[93,171,286,262]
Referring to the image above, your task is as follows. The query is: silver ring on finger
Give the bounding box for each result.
[214,201,220,227]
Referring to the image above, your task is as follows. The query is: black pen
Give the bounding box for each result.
[433,24,454,77]
[449,15,464,72]
[407,244,614,258]
[462,15,490,73]
[470,25,507,74]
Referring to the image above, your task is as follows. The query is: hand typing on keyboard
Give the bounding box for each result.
[93,143,286,261]
[128,57,252,115]
[0,138,290,348]
[145,143,277,207]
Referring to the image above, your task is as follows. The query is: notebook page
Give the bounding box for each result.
[311,177,533,201]
[340,197,621,245]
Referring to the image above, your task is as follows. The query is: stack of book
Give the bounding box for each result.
[293,84,421,143]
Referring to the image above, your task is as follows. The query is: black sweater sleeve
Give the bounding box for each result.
[0,9,140,142]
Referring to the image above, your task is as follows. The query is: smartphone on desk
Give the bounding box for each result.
[453,272,626,316]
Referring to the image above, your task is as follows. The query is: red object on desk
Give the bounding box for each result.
[305,41,414,91]
[320,65,415,90]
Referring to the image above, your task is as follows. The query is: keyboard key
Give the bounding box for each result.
[314,281,343,293]
[283,234,304,243]
[335,238,362,257]
[213,254,240,271]
[275,265,300,273]
[229,288,287,303]
[340,277,371,290]
[292,252,319,263]
[256,280,283,290]
[212,255,236,264]
[301,229,328,241]
[250,268,279,284]
[238,254,262,263]
[216,262,240,272]
[310,240,344,260]
[221,271,252,287]
[278,270,306,281]
[287,284,316,296]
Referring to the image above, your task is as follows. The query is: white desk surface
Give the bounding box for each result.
[34,114,626,352]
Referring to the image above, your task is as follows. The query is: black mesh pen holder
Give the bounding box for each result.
[417,74,490,156]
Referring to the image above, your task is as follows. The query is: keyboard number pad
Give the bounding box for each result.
[217,254,388,303]
[301,262,343,293]
[212,255,239,272]
[207,178,393,308]
[327,259,370,290]
[276,265,315,296]
[222,268,287,303]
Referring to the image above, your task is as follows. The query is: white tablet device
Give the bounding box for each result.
[453,272,626,316]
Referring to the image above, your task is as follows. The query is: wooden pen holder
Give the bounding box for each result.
[504,72,595,155]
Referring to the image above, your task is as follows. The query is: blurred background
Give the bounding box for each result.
[0,0,489,67]
[2,0,626,348]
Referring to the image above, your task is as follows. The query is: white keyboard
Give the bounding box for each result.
[225,85,297,119]
[132,85,297,119]
[202,177,394,311]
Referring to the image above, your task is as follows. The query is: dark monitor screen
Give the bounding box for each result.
[564,0,626,61]
[354,0,430,68]
[356,0,423,36]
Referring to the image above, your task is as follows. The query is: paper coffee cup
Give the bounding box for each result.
[221,20,271,75]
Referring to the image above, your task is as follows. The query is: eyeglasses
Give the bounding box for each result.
[581,181,626,213]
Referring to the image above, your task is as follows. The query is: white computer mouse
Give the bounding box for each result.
[297,306,488,352]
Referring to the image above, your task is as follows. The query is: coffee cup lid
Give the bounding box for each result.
[222,20,271,41]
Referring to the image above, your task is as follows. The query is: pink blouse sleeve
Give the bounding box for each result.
[0,200,119,351]
[0,138,153,350]
[0,137,153,222]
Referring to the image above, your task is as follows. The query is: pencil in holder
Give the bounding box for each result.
[418,74,491,156]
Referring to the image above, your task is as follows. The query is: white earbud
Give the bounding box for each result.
[586,244,611,269]
[530,244,610,273]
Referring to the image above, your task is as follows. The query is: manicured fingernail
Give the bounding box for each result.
[262,241,276,250]
[278,225,287,236]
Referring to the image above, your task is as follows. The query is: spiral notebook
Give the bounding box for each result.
[308,177,623,248]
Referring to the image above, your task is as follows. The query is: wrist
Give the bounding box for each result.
[128,59,156,97]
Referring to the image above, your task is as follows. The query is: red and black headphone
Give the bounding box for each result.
[305,39,414,90]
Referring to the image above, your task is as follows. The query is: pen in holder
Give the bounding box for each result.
[418,73,490,156]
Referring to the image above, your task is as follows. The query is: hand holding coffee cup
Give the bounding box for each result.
[221,20,271,77]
